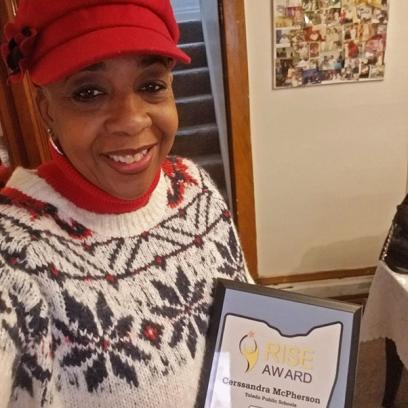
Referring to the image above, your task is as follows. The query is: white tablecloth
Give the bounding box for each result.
[360,261,408,368]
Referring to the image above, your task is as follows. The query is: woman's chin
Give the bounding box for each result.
[101,175,154,200]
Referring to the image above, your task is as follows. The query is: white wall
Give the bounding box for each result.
[245,0,408,277]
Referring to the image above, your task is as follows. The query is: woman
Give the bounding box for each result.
[0,1,250,407]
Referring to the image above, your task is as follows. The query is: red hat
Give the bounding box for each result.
[1,0,190,85]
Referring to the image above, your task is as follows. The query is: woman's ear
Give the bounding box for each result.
[35,86,54,129]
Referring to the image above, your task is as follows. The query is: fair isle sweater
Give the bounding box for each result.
[0,155,249,408]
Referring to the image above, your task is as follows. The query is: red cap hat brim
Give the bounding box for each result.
[31,26,190,85]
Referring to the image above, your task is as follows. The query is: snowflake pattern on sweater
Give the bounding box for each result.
[0,157,249,408]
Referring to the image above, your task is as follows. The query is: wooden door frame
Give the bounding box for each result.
[219,0,259,279]
[0,0,49,168]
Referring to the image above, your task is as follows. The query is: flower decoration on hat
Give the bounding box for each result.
[1,22,37,82]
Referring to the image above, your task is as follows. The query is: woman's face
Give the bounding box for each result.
[38,55,178,199]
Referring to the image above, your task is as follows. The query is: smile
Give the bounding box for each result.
[108,149,149,164]
[104,147,154,175]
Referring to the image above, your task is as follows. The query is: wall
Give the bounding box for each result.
[244,0,408,277]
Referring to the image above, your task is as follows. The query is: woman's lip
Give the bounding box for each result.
[103,146,154,174]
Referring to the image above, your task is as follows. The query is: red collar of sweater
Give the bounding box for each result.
[37,148,160,214]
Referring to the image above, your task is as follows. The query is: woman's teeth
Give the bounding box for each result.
[109,149,148,164]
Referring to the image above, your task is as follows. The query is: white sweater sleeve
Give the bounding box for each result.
[0,261,51,408]
[0,326,15,408]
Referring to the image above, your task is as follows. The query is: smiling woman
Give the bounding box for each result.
[37,55,178,200]
[0,1,251,407]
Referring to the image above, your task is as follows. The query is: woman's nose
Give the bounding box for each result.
[105,93,152,136]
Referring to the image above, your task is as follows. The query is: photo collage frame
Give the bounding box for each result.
[273,0,389,88]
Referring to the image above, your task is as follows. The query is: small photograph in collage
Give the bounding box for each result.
[369,64,385,79]
[277,47,296,59]
[275,0,304,27]
[310,42,320,57]
[276,28,294,47]
[294,42,310,59]
[304,25,326,42]
[273,0,388,88]
[323,7,341,24]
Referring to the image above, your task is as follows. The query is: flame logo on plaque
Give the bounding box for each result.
[239,331,259,372]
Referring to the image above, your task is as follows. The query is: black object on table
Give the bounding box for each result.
[379,197,408,406]
[382,338,403,408]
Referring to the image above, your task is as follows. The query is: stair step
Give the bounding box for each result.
[194,154,226,193]
[172,123,220,157]
[176,94,216,128]
[173,67,211,98]
[174,42,207,71]
[178,20,204,44]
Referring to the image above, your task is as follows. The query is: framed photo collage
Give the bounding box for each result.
[273,0,389,88]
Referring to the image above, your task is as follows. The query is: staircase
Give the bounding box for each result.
[171,19,227,198]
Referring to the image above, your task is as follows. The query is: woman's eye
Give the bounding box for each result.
[140,81,167,93]
[72,87,105,102]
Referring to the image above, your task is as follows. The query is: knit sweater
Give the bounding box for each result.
[0,156,249,408]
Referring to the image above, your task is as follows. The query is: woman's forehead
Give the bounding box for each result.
[79,55,171,72]
[42,55,172,90]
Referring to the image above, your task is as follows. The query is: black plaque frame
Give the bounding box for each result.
[201,279,362,408]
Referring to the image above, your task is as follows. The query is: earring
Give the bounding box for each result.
[47,129,64,156]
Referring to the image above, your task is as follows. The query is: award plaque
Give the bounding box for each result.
[202,279,362,408]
